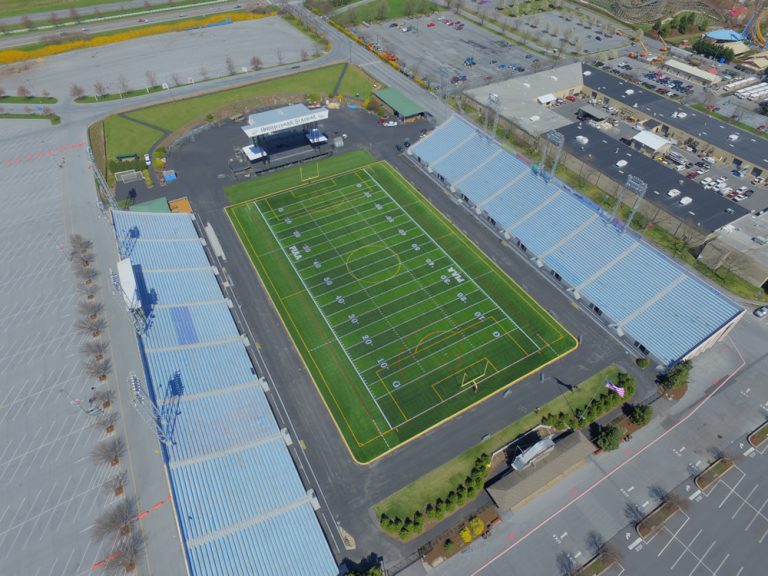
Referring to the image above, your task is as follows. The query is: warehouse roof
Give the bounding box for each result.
[374,87,425,118]
[582,65,768,169]
[632,129,670,152]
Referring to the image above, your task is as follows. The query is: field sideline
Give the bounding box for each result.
[227,156,577,462]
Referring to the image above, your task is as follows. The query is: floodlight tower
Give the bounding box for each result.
[540,130,564,182]
[128,372,173,446]
[623,174,648,232]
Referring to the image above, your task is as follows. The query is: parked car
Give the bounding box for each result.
[382,120,397,127]
[144,153,151,166]
[701,177,713,185]
[426,22,436,27]
[667,188,681,198]
[679,196,693,206]
[754,305,768,318]
[733,194,747,202]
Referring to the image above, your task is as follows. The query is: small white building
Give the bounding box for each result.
[631,130,671,156]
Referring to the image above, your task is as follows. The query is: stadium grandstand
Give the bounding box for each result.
[111,211,338,576]
[408,117,744,365]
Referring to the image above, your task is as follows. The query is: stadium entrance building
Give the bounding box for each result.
[240,103,330,173]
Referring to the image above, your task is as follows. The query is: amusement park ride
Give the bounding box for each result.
[743,0,768,48]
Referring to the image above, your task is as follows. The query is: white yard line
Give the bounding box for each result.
[255,201,395,432]
[364,168,542,353]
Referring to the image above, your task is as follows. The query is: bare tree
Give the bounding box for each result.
[250,56,262,71]
[70,234,92,254]
[70,83,85,99]
[49,12,60,27]
[86,358,112,381]
[91,436,126,467]
[199,66,209,80]
[76,265,98,285]
[144,70,157,88]
[170,73,181,87]
[77,316,106,337]
[21,16,35,30]
[16,85,31,98]
[103,470,128,497]
[42,89,50,99]
[300,49,309,61]
[79,282,99,300]
[82,339,110,361]
[93,82,108,99]
[104,532,144,575]
[90,498,135,542]
[276,49,284,65]
[69,8,80,22]
[143,0,151,7]
[225,56,236,76]
[78,301,103,320]
[117,75,129,96]
[96,410,120,434]
[0,87,5,98]
[0,22,8,36]
[92,387,115,409]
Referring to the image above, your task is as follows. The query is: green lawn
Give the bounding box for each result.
[103,115,164,161]
[0,112,60,124]
[126,64,374,132]
[75,85,165,104]
[344,0,438,22]
[0,95,57,104]
[374,364,620,520]
[228,155,576,463]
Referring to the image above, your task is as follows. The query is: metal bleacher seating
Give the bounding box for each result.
[111,211,337,576]
[409,117,743,365]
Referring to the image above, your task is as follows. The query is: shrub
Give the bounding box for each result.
[658,360,691,392]
[469,517,485,536]
[443,538,456,553]
[459,526,472,544]
[629,404,653,426]
[595,425,624,452]
[636,356,650,369]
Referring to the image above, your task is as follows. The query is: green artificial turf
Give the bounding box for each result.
[227,157,576,462]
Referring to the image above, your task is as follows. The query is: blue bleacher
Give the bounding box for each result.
[113,210,198,241]
[130,239,210,270]
[173,439,308,541]
[409,116,476,163]
[166,387,280,464]
[511,192,594,256]
[141,269,222,306]
[626,276,742,364]
[483,172,553,228]
[143,302,239,350]
[541,218,632,288]
[112,210,337,576]
[580,241,680,322]
[432,134,499,181]
[145,340,257,396]
[456,153,527,204]
[411,117,743,364]
[188,504,338,576]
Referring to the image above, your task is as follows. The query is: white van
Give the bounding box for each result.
[667,188,681,198]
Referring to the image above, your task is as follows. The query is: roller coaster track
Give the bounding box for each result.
[745,1,768,48]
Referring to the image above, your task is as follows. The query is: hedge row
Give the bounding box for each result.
[541,372,636,430]
[379,453,491,540]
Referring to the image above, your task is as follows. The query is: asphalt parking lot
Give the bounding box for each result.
[357,13,536,93]
[616,450,768,576]
[6,16,319,98]
[515,10,628,55]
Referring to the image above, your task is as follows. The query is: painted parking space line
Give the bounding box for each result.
[628,537,642,550]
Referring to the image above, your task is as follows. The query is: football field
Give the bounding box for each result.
[228,158,577,462]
